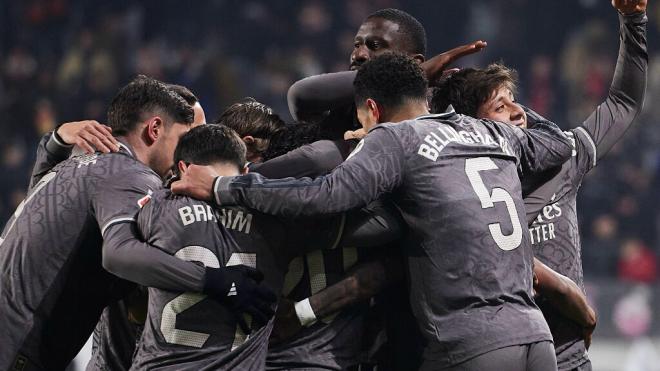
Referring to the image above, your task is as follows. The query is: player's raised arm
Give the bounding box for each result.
[578,1,648,167]
[287,41,486,121]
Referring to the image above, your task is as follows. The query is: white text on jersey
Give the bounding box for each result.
[219,208,252,234]
[179,204,216,226]
[417,124,512,161]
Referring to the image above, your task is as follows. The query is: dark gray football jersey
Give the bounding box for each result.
[266,247,368,370]
[214,112,573,368]
[86,297,144,371]
[0,144,162,371]
[252,139,370,370]
[130,189,344,370]
[527,12,647,370]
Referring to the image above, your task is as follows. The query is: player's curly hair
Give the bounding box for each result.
[367,8,427,56]
[354,53,428,112]
[262,121,321,162]
[430,63,519,116]
[107,75,194,136]
[174,124,247,173]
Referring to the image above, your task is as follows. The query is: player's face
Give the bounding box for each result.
[350,18,405,71]
[476,86,527,128]
[192,102,207,126]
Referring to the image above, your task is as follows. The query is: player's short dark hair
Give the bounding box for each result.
[166,84,199,105]
[107,75,194,136]
[367,8,427,56]
[430,63,519,116]
[262,121,321,162]
[174,124,246,173]
[215,98,286,140]
[354,53,428,112]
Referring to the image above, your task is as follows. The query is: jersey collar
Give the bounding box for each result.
[416,105,456,120]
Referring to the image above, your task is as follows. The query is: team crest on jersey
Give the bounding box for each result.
[75,153,98,168]
[137,190,153,208]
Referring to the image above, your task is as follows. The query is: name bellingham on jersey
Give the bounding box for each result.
[418,123,514,161]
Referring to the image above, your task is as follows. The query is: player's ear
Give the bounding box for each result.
[145,117,163,144]
[411,54,425,64]
[366,98,380,123]
[177,160,188,175]
[242,136,255,145]
[241,164,249,175]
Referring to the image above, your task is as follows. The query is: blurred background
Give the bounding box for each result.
[0,0,659,369]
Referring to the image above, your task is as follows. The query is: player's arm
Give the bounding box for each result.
[287,41,487,121]
[172,126,406,218]
[94,170,275,302]
[506,118,573,176]
[577,2,648,168]
[29,121,119,189]
[271,252,403,344]
[250,140,350,179]
[533,258,597,348]
[288,71,357,122]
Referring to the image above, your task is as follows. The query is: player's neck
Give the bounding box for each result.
[210,162,241,177]
[116,134,150,166]
[385,103,430,123]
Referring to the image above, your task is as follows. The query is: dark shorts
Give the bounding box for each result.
[431,341,557,371]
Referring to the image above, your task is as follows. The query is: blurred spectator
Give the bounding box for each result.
[618,239,657,284]
[583,214,621,277]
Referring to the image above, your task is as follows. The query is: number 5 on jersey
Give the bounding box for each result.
[465,157,522,251]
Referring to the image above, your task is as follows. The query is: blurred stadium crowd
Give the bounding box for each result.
[0,0,659,287]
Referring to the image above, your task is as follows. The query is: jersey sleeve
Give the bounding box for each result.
[29,131,73,191]
[576,11,648,172]
[101,222,205,292]
[92,168,161,236]
[214,125,407,218]
[287,71,357,122]
[500,119,573,177]
[251,140,347,179]
[102,193,206,292]
[284,200,404,256]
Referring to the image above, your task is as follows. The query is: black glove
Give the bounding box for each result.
[203,265,277,334]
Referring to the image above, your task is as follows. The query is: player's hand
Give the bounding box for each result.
[203,265,277,334]
[422,40,487,86]
[170,162,217,202]
[612,0,647,14]
[344,128,367,141]
[56,120,120,154]
[269,298,303,345]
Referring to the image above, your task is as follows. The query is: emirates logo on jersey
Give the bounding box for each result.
[137,190,153,208]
